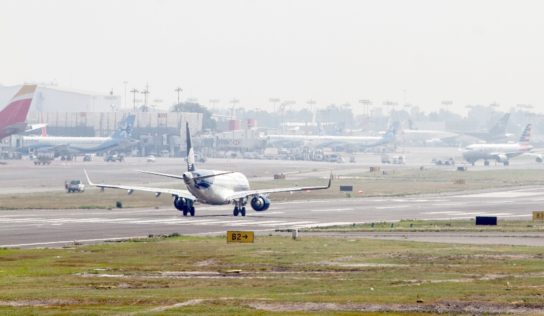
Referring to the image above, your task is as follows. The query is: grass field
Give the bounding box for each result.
[3,168,544,210]
[0,235,543,315]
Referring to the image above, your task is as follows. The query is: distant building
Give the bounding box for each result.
[0,84,121,112]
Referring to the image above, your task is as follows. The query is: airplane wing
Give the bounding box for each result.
[84,170,196,201]
[225,173,333,201]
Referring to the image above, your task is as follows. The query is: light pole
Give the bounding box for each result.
[123,81,128,109]
[441,100,453,111]
[141,84,150,110]
[209,99,220,110]
[230,98,239,119]
[358,99,371,117]
[269,98,280,112]
[130,88,139,111]
[175,87,183,106]
[306,99,316,123]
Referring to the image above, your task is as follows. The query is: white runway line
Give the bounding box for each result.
[0,236,149,248]
[258,221,315,227]
[375,205,410,209]
[310,208,353,212]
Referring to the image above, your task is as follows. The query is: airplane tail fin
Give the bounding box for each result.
[0,84,37,130]
[518,124,531,145]
[111,114,135,139]
[383,121,401,142]
[489,113,510,135]
[186,122,195,172]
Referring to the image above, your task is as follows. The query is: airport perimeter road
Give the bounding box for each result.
[1,186,544,248]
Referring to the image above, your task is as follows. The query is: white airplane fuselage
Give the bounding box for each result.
[183,170,250,205]
[23,135,133,153]
[463,143,532,163]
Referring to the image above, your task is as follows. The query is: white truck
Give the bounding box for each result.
[66,180,85,193]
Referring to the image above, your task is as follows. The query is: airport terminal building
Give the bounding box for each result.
[0,84,203,156]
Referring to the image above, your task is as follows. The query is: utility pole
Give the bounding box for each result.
[130,88,139,111]
[175,87,183,106]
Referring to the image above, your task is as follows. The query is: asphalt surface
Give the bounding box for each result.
[2,148,544,248]
[1,186,544,248]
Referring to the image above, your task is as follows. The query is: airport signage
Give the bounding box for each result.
[227,231,254,243]
[533,211,544,221]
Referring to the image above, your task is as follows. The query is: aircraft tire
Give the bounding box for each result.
[182,208,188,216]
[233,207,239,216]
[241,207,246,217]
[189,207,195,216]
[503,161,509,166]
[484,160,490,166]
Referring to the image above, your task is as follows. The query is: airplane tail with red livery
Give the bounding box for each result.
[0,84,37,140]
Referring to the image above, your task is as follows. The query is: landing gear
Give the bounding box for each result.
[233,198,247,216]
[233,206,246,217]
[484,160,490,166]
[503,160,509,166]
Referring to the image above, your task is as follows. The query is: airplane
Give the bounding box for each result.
[22,114,137,157]
[462,124,532,166]
[0,84,45,141]
[266,121,401,150]
[85,122,332,217]
[461,113,512,142]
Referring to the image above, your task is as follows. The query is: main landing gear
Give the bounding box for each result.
[233,198,247,217]
[183,205,195,217]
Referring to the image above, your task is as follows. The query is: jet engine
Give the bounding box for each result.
[496,154,508,163]
[173,196,187,212]
[250,195,271,211]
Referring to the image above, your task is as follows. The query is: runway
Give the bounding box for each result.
[2,186,544,248]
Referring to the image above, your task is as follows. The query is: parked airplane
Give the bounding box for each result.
[461,113,512,142]
[0,84,44,140]
[85,123,332,217]
[462,124,532,166]
[267,121,400,149]
[22,114,137,157]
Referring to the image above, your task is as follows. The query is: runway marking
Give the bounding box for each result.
[422,211,514,216]
[430,203,463,207]
[422,214,531,221]
[458,191,544,198]
[259,221,315,227]
[310,208,353,212]
[295,222,353,228]
[375,205,410,209]
[0,236,149,248]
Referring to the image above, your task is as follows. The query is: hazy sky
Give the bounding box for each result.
[2,0,544,114]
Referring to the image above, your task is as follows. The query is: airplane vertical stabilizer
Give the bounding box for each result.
[111,114,135,139]
[0,84,37,139]
[489,113,510,135]
[186,122,195,171]
[519,124,531,145]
